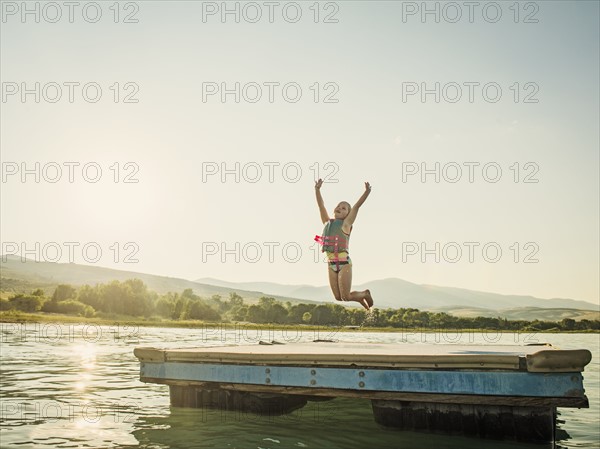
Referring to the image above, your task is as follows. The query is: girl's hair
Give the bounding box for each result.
[341,201,352,213]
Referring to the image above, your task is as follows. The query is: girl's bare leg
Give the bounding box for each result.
[327,265,342,301]
[338,264,372,310]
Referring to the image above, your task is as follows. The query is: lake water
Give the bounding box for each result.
[0,323,598,449]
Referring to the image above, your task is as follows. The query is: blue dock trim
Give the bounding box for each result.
[140,362,584,398]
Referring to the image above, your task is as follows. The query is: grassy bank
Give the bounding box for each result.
[1,311,597,334]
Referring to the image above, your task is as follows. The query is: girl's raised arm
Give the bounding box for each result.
[344,182,371,226]
[315,179,329,224]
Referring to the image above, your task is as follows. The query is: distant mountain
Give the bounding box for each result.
[196,277,599,312]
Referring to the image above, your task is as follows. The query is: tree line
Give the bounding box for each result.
[1,278,598,331]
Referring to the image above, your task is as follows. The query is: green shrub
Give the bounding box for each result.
[9,294,42,312]
[42,299,95,317]
[0,298,13,311]
[55,300,90,316]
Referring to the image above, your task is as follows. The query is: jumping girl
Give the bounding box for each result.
[314,179,374,310]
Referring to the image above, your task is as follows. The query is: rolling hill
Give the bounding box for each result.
[0,256,318,305]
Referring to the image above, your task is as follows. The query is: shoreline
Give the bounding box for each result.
[1,311,597,334]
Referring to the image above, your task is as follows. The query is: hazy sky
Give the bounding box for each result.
[1,1,598,305]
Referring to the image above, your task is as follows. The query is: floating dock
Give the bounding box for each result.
[134,342,591,443]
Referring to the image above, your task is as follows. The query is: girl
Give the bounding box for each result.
[314,179,373,310]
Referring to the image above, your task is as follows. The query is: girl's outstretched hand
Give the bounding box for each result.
[365,182,372,192]
[315,178,324,190]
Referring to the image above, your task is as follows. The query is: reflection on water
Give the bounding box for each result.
[133,400,549,449]
[0,323,598,448]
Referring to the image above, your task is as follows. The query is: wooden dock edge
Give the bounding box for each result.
[139,376,589,408]
[134,347,593,373]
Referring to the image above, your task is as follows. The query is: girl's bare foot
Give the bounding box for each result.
[364,289,373,309]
